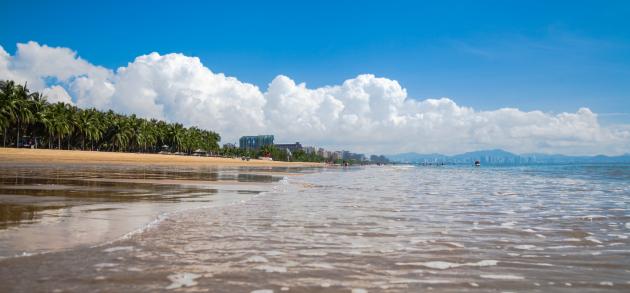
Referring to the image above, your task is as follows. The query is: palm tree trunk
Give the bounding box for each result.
[58,135,61,150]
[16,118,20,148]
[3,128,6,147]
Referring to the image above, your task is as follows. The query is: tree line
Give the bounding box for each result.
[220,144,328,163]
[0,80,220,153]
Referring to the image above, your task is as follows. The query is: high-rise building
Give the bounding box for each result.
[239,135,274,150]
[317,148,330,159]
[303,146,316,154]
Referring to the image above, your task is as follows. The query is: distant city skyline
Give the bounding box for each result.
[1,1,629,155]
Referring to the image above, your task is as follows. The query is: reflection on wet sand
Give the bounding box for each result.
[0,163,302,257]
[0,203,63,229]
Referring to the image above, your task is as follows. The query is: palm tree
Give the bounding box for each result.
[137,119,156,152]
[127,114,141,152]
[169,123,185,152]
[74,109,102,150]
[0,81,17,147]
[74,109,88,150]
[12,83,34,148]
[0,108,10,145]
[28,92,48,148]
[111,115,133,152]
[155,120,169,151]
[85,109,103,151]
[39,105,55,148]
[49,103,72,149]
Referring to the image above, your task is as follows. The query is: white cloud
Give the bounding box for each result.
[42,85,73,104]
[0,41,629,155]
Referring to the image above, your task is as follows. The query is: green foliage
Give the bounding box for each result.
[369,154,390,164]
[290,149,326,162]
[0,80,220,153]
[257,144,289,161]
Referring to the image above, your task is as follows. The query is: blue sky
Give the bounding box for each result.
[2,0,629,123]
[1,1,630,155]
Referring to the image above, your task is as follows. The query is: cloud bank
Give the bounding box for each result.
[1,41,628,155]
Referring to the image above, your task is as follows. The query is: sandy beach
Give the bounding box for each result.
[0,148,323,167]
[0,154,317,259]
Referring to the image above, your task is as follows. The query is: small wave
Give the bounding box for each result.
[245,255,269,263]
[513,245,542,250]
[94,263,118,269]
[396,260,498,270]
[165,272,200,289]
[480,274,524,280]
[389,279,454,284]
[600,281,614,286]
[298,250,328,257]
[255,265,287,273]
[442,242,465,248]
[98,186,282,248]
[307,263,335,269]
[103,246,134,253]
[585,236,603,244]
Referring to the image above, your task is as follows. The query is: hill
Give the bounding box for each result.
[387,149,630,165]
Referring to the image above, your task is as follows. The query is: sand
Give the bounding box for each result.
[0,148,323,167]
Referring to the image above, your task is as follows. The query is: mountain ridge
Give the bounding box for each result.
[387,149,630,164]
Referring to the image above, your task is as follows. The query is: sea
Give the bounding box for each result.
[0,162,629,292]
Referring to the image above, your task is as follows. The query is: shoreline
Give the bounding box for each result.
[0,157,309,258]
[0,148,324,167]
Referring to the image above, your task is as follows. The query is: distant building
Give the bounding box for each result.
[274,142,303,152]
[223,143,236,149]
[317,148,329,158]
[342,150,366,161]
[239,135,274,150]
[304,146,316,154]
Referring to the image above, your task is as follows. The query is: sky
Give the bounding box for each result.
[1,0,629,155]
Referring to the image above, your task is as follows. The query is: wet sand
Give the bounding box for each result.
[0,162,311,258]
[0,148,323,167]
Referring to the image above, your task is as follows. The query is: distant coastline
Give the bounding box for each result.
[388,149,630,165]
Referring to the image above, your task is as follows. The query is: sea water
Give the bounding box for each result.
[0,163,629,292]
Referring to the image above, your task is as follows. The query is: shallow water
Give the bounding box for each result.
[0,163,290,257]
[1,163,629,292]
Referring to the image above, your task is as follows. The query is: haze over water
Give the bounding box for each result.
[1,163,629,292]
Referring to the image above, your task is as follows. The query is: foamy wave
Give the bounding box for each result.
[165,272,200,289]
[480,274,525,280]
[396,260,498,270]
[96,178,294,248]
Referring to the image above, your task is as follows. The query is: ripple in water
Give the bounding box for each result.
[1,164,629,292]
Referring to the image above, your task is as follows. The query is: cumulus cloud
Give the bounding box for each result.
[42,85,73,104]
[0,41,629,155]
